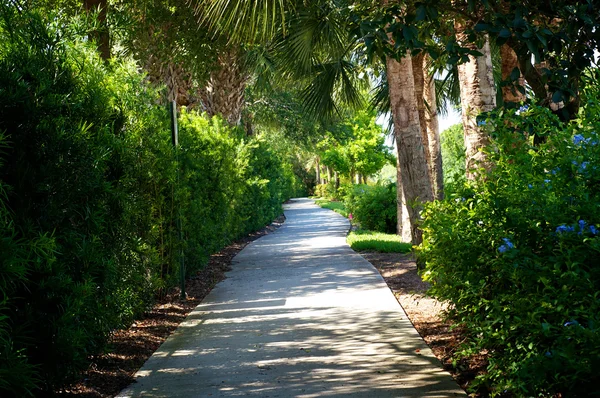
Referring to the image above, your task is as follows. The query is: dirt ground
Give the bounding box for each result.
[359,252,489,397]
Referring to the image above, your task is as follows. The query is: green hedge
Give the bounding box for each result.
[0,8,302,395]
[419,92,600,395]
[344,183,397,233]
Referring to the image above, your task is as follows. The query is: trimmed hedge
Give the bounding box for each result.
[0,8,302,395]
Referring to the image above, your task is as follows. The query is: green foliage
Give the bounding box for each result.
[314,183,337,199]
[440,123,466,194]
[318,110,392,182]
[347,230,411,253]
[419,90,600,396]
[344,183,397,234]
[0,7,302,394]
[314,198,348,218]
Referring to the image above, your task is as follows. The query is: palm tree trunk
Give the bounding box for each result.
[315,157,321,186]
[200,48,248,126]
[412,53,431,176]
[83,0,110,60]
[455,22,497,179]
[500,44,526,104]
[423,59,444,199]
[387,53,434,244]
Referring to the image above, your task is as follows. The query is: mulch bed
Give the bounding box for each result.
[359,252,490,397]
[57,215,286,398]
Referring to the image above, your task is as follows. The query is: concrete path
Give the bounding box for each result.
[118,198,464,397]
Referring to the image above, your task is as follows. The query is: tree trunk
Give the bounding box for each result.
[395,160,413,243]
[326,166,332,184]
[412,53,431,177]
[83,0,110,60]
[422,55,444,199]
[315,157,321,186]
[500,44,526,104]
[387,53,434,244]
[455,24,497,179]
[334,171,339,189]
[200,48,248,126]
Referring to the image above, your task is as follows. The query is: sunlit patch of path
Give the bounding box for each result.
[118,198,464,397]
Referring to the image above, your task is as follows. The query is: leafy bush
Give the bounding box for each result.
[440,123,466,194]
[344,183,397,233]
[0,7,303,394]
[419,90,600,396]
[314,182,337,199]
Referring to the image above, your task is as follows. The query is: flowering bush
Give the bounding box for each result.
[419,81,600,396]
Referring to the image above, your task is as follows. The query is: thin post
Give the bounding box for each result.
[170,101,185,300]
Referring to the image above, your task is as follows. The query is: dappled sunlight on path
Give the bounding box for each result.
[118,198,464,397]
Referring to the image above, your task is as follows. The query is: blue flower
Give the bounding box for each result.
[556,224,575,233]
[528,184,533,189]
[498,238,515,253]
[478,120,487,126]
[573,134,585,145]
[516,105,529,115]
[503,238,515,248]
[590,225,598,235]
[564,320,579,327]
[545,351,552,358]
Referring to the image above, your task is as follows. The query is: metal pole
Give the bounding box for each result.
[170,100,185,300]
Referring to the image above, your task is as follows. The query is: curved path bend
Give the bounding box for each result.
[118,198,464,397]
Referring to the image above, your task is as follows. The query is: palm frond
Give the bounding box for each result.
[300,58,364,121]
[195,0,291,42]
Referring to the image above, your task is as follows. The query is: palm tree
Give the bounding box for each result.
[198,0,440,243]
[454,13,497,178]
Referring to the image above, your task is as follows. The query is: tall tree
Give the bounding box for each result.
[387,52,433,243]
[423,58,444,199]
[199,48,249,125]
[455,13,497,178]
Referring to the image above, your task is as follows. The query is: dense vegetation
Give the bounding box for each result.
[419,80,600,396]
[2,0,600,396]
[0,9,301,395]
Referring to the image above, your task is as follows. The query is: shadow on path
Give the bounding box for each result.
[118,198,464,397]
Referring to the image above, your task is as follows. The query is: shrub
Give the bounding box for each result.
[314,182,337,199]
[419,90,600,396]
[440,123,466,194]
[344,183,397,233]
[0,7,303,394]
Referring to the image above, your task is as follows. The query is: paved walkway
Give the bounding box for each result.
[118,198,464,397]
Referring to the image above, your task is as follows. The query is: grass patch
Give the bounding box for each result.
[315,198,349,217]
[347,230,412,253]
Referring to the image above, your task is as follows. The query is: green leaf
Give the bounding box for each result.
[510,67,521,81]
[499,28,511,38]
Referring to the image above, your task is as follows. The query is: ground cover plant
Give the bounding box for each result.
[419,77,600,396]
[314,198,349,218]
[347,230,412,253]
